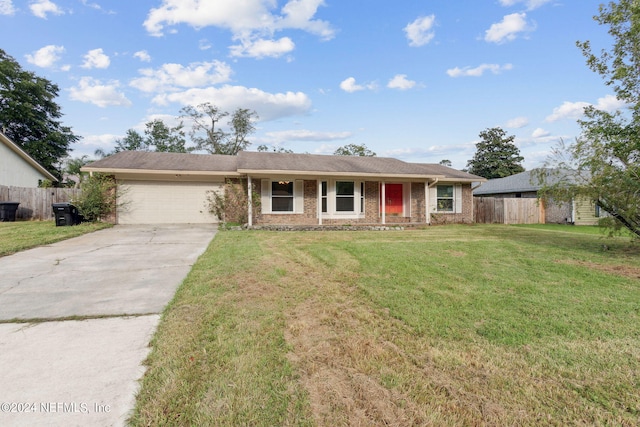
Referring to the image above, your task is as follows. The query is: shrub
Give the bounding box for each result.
[72,173,117,222]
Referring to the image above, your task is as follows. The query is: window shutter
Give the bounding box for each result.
[261,179,270,213]
[294,180,304,213]
[455,184,462,213]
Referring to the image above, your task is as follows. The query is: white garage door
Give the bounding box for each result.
[117,180,222,224]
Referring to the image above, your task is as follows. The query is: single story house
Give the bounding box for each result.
[472,169,601,225]
[0,131,58,187]
[82,150,485,226]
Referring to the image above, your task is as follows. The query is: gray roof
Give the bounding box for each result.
[84,150,485,181]
[84,151,239,173]
[473,169,573,195]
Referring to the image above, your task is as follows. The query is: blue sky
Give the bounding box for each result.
[0,0,623,170]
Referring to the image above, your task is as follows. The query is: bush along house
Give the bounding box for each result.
[82,151,485,227]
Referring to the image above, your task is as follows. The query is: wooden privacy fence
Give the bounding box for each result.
[474,197,544,225]
[0,186,82,221]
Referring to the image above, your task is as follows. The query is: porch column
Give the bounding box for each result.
[425,180,429,224]
[381,182,386,225]
[318,180,322,225]
[247,176,253,227]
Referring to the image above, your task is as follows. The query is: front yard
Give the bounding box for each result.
[130,225,640,426]
[0,221,112,257]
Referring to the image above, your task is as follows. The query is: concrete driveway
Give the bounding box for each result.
[0,224,217,427]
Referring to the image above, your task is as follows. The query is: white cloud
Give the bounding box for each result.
[30,0,63,19]
[340,77,363,93]
[484,13,532,44]
[82,48,110,69]
[230,37,295,59]
[69,77,132,108]
[532,127,550,138]
[387,74,416,90]
[264,129,352,143]
[404,15,436,47]
[499,0,552,10]
[446,63,513,77]
[130,61,233,93]
[151,85,312,121]
[133,50,152,62]
[25,45,65,68]
[595,94,627,111]
[545,101,590,122]
[505,116,529,128]
[143,0,334,58]
[0,0,16,15]
[339,77,376,93]
[545,94,628,122]
[198,39,212,50]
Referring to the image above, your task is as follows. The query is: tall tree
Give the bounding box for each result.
[0,49,78,179]
[96,119,188,157]
[180,103,258,155]
[114,129,147,153]
[144,119,188,153]
[333,143,376,156]
[466,127,524,179]
[542,0,640,237]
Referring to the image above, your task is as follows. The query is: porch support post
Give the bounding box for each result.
[425,180,429,224]
[247,176,253,227]
[318,180,322,225]
[381,182,386,225]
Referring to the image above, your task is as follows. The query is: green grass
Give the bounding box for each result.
[131,225,640,426]
[0,220,112,257]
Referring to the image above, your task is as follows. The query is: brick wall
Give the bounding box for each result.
[251,179,474,226]
[430,184,474,225]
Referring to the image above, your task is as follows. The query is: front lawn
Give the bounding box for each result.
[0,221,112,257]
[131,225,640,426]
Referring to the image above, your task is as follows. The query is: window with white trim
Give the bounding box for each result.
[336,181,355,212]
[271,181,294,212]
[436,185,454,212]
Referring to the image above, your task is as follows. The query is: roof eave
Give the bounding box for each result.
[239,169,446,180]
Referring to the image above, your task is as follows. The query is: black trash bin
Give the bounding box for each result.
[0,202,20,222]
[52,203,81,226]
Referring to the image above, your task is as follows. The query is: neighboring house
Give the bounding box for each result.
[82,151,485,226]
[473,169,601,225]
[0,131,58,187]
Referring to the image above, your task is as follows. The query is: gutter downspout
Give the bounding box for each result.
[427,178,439,225]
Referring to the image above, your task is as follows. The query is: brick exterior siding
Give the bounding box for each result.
[248,179,473,226]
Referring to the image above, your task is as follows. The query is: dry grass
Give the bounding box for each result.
[131,226,640,426]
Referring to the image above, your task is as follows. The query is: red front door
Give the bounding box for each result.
[382,184,403,215]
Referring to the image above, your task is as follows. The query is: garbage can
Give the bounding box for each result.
[52,203,81,226]
[0,202,20,222]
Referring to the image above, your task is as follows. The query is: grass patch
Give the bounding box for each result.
[0,221,112,257]
[131,225,640,426]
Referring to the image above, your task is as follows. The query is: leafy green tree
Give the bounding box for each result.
[180,103,258,155]
[542,0,640,237]
[439,159,452,167]
[256,144,294,153]
[466,127,524,179]
[64,155,91,188]
[114,129,147,153]
[0,49,78,179]
[144,119,188,153]
[333,143,376,156]
[97,119,188,157]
